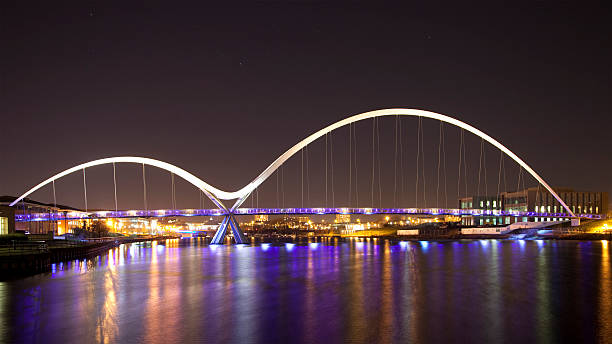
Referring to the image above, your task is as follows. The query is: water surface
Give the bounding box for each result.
[1,238,610,343]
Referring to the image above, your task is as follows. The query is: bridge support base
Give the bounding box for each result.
[210,215,248,244]
[571,218,580,227]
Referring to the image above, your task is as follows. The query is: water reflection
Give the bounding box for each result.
[600,241,611,340]
[0,239,609,343]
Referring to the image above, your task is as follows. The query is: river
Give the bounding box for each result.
[0,238,610,343]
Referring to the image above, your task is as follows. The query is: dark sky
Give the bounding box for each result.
[1,2,610,211]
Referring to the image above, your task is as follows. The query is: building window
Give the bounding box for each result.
[480,201,484,208]
[0,217,7,235]
[493,201,497,208]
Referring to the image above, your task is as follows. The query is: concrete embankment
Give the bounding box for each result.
[0,236,176,279]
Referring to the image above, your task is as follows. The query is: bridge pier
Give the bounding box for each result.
[210,215,247,244]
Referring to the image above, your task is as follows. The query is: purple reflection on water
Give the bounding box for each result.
[0,239,610,343]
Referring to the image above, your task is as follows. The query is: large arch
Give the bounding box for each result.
[10,109,575,217]
[9,157,229,211]
[226,108,575,216]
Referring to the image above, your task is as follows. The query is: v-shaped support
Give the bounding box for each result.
[210,215,247,244]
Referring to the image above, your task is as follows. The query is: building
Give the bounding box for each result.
[459,187,609,226]
[335,214,351,224]
[0,196,72,235]
[458,196,504,225]
[254,214,269,223]
[0,205,15,235]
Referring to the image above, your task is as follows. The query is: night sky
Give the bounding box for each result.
[1,2,610,211]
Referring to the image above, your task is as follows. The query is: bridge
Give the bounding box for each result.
[10,108,589,244]
[15,207,599,223]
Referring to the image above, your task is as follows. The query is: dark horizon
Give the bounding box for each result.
[1,2,610,211]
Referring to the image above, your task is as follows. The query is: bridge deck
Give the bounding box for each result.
[15,207,601,222]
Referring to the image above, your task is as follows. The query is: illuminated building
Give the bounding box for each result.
[460,187,608,225]
[336,214,351,224]
[254,214,269,223]
[0,205,15,235]
[0,195,82,235]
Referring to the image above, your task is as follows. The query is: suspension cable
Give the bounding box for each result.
[477,139,483,196]
[457,128,464,201]
[142,163,147,211]
[353,122,358,207]
[281,165,285,208]
[306,145,310,206]
[483,143,488,196]
[82,168,88,213]
[113,162,118,212]
[394,115,398,207]
[516,165,523,191]
[502,154,507,195]
[171,172,176,209]
[276,169,280,208]
[441,123,448,208]
[399,117,405,206]
[462,130,468,198]
[371,118,375,207]
[325,132,328,207]
[301,148,304,208]
[376,117,382,207]
[415,117,421,207]
[330,130,335,208]
[437,121,442,207]
[52,180,57,209]
[497,150,503,206]
[420,117,426,207]
[349,123,352,207]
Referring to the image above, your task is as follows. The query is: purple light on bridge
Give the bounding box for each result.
[13,207,601,222]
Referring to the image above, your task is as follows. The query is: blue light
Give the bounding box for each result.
[309,243,319,250]
[420,241,429,250]
[261,243,271,251]
[399,241,409,250]
[536,240,545,248]
[285,243,295,251]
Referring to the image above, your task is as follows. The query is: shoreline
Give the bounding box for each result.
[0,235,178,279]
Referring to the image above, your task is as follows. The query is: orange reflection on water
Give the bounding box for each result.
[144,241,163,343]
[378,240,393,343]
[599,240,611,340]
[346,239,366,342]
[96,248,118,343]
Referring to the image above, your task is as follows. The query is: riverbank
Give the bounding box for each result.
[0,235,178,279]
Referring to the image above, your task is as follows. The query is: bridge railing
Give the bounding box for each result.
[0,241,49,256]
[15,208,603,222]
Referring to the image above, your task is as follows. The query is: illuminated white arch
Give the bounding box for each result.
[11,109,575,217]
[227,108,575,216]
[9,157,229,211]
